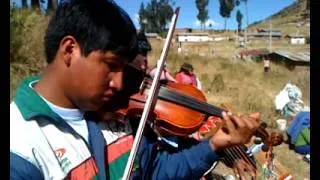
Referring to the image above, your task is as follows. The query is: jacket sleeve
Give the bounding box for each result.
[137,136,220,180]
[301,128,310,144]
[175,73,183,83]
[10,152,44,180]
[165,72,177,82]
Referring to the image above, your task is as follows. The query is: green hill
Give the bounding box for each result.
[248,0,309,36]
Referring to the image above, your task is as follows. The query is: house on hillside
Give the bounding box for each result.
[176,33,214,42]
[257,28,282,33]
[238,49,270,61]
[269,50,309,70]
[145,33,161,40]
[248,29,282,40]
[213,36,229,41]
[285,34,306,45]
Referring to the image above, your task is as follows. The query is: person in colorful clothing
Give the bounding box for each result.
[148,60,177,82]
[263,55,271,73]
[175,62,202,90]
[287,111,310,156]
[10,0,260,179]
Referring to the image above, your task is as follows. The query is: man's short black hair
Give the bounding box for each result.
[137,29,152,56]
[44,0,138,64]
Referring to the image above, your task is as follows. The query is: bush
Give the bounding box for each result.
[211,74,225,93]
[306,36,310,44]
[10,7,49,99]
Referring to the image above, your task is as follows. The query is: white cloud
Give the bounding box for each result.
[205,19,219,27]
[194,19,220,27]
[194,20,201,26]
[133,13,139,24]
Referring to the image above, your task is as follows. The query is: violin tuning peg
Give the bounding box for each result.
[260,122,268,129]
[261,144,269,152]
[254,137,263,144]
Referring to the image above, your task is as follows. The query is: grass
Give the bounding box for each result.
[148,40,309,121]
[10,8,310,179]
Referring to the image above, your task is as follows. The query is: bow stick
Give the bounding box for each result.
[122,7,180,180]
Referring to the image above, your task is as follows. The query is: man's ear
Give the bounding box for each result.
[59,36,81,67]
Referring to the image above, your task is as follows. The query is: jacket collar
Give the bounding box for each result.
[14,75,61,122]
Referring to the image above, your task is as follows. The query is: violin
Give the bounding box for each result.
[115,78,221,137]
[114,76,283,180]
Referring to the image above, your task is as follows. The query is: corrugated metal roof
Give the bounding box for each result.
[248,32,282,37]
[273,50,310,62]
[177,33,210,36]
[287,34,305,38]
[239,49,270,56]
[257,28,282,32]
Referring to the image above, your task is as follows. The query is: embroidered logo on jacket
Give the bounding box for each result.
[54,148,72,171]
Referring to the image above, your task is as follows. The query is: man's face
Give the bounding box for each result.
[67,50,127,111]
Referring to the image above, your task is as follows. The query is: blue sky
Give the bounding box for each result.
[114,0,297,30]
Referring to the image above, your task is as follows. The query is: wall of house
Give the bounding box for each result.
[269,53,309,70]
[177,35,213,42]
[290,38,306,44]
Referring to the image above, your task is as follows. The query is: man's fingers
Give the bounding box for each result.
[230,115,246,129]
[241,112,261,130]
[248,112,260,122]
[222,111,235,133]
[241,116,258,132]
[248,112,261,130]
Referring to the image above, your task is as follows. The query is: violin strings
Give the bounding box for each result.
[223,145,257,173]
[224,148,239,166]
[158,86,223,118]
[229,146,244,162]
[222,152,235,167]
[235,145,257,169]
[228,146,246,165]
[238,145,257,169]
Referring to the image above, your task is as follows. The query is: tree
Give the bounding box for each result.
[195,0,209,30]
[138,2,147,30]
[241,0,249,48]
[219,0,235,31]
[236,10,243,32]
[235,0,240,6]
[138,0,175,35]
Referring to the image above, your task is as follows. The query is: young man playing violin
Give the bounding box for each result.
[10,0,260,179]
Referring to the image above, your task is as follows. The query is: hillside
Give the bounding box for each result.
[248,0,310,36]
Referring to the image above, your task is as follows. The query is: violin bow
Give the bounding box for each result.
[122,7,180,180]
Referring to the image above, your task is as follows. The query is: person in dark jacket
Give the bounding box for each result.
[131,28,152,73]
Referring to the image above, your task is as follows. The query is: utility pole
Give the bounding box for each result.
[244,1,249,50]
[244,27,247,50]
[269,19,272,52]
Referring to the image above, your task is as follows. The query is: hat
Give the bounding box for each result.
[181,63,193,72]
